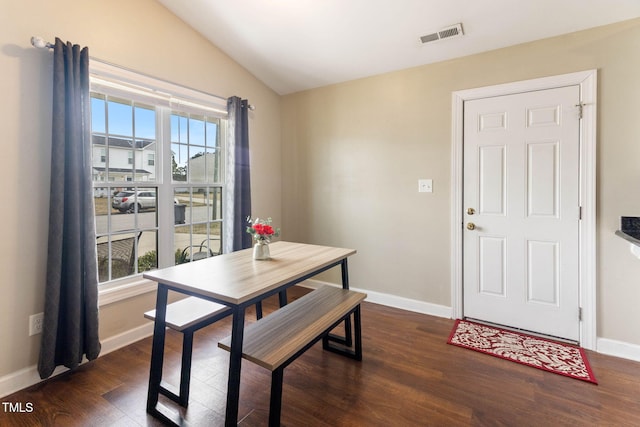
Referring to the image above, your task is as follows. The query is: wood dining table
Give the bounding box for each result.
[143,241,356,426]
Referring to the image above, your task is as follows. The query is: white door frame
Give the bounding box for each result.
[450,70,597,350]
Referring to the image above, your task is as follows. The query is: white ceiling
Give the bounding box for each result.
[157,0,640,95]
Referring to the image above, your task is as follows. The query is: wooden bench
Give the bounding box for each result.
[218,285,367,426]
[144,297,232,407]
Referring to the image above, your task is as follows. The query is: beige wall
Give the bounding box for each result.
[282,18,640,346]
[0,0,281,378]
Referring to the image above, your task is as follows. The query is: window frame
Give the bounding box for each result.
[90,60,229,306]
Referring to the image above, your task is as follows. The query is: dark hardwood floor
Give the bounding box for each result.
[2,286,640,426]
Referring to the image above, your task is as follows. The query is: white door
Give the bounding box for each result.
[463,86,581,341]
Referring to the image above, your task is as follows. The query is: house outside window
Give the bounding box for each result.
[90,61,228,287]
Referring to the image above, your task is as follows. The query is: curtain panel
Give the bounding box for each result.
[223,96,252,252]
[38,38,101,379]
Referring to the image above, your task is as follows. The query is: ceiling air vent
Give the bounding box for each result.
[420,23,464,44]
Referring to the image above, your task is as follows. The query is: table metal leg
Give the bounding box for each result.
[341,258,350,290]
[278,290,288,307]
[255,301,263,319]
[225,306,246,427]
[147,285,168,414]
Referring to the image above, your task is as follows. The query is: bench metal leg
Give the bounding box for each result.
[353,305,362,360]
[267,304,362,426]
[269,368,284,427]
[322,306,362,360]
[325,316,352,347]
[325,257,353,347]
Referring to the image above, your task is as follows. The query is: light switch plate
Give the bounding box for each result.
[418,179,433,193]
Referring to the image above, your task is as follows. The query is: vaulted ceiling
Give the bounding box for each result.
[157,0,640,95]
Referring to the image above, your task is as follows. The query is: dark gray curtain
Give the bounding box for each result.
[227,96,252,251]
[38,38,101,379]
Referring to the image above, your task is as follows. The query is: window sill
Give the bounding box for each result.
[98,276,157,307]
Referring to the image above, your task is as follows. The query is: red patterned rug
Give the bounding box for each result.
[447,319,597,384]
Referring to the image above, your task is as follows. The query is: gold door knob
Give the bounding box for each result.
[467,207,475,215]
[466,222,476,231]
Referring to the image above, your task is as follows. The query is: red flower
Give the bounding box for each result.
[263,225,274,235]
[252,223,275,236]
[247,217,280,242]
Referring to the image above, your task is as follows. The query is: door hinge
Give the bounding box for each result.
[575,102,586,119]
[578,307,583,321]
[579,206,583,220]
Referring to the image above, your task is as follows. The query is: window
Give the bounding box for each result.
[90,61,228,286]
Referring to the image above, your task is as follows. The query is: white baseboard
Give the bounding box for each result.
[597,337,640,362]
[301,279,452,319]
[0,322,154,399]
[4,285,640,398]
[99,322,155,355]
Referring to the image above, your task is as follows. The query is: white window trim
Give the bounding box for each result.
[98,277,157,307]
[90,59,228,118]
[91,60,228,305]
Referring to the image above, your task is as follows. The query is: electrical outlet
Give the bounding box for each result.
[418,179,433,193]
[29,313,44,336]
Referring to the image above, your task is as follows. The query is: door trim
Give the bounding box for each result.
[450,70,597,350]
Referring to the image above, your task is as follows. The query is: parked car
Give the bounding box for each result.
[112,190,156,213]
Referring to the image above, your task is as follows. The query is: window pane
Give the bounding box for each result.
[192,187,208,223]
[174,187,190,224]
[209,222,222,256]
[94,187,109,235]
[97,232,138,282]
[110,189,137,232]
[205,120,218,148]
[107,99,133,137]
[109,186,158,232]
[206,148,220,183]
[135,105,155,139]
[171,114,188,143]
[192,222,208,247]
[138,231,157,273]
[208,187,222,221]
[189,150,207,183]
[174,224,191,265]
[189,117,205,147]
[172,143,188,182]
[134,105,157,182]
[91,96,106,134]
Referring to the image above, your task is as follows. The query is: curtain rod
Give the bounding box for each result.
[30,36,255,110]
